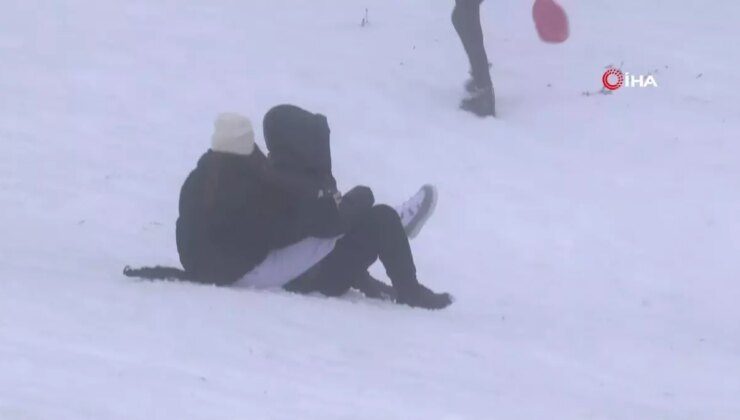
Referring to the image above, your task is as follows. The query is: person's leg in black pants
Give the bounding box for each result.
[452,0,496,117]
[453,0,492,90]
[315,205,418,297]
[305,205,451,309]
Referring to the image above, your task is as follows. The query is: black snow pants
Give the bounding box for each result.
[452,0,492,89]
[284,205,420,299]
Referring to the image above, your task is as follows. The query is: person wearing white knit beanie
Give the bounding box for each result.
[210,112,256,156]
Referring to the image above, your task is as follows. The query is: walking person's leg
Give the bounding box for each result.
[453,0,492,90]
[452,0,496,117]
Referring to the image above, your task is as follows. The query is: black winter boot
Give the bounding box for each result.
[396,285,453,310]
[461,85,495,118]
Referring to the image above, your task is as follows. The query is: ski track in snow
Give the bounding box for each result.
[1,0,739,419]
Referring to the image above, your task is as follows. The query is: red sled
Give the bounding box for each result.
[533,0,570,43]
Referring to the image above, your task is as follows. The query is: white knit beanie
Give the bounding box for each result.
[210,112,255,156]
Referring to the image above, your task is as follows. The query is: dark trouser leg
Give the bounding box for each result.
[452,0,492,89]
[312,205,420,298]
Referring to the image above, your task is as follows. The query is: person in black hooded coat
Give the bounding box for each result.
[256,104,453,310]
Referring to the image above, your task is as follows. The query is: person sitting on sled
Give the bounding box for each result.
[126,108,452,310]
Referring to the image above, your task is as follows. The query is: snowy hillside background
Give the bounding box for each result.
[1,0,739,419]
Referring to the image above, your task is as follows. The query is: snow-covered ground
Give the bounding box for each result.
[2,0,739,419]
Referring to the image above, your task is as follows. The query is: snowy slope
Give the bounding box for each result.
[1,0,739,419]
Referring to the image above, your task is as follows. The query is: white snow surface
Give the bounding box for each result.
[1,0,739,419]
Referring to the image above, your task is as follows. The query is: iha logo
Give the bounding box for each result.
[602,68,658,90]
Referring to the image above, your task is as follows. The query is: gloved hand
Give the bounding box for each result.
[320,174,341,204]
[332,190,342,205]
[318,187,342,205]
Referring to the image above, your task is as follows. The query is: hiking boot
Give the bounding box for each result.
[464,63,493,94]
[397,285,453,310]
[461,85,496,118]
[395,184,438,239]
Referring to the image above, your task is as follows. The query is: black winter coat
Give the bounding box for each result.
[176,149,274,285]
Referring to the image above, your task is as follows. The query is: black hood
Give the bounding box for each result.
[263,104,332,177]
